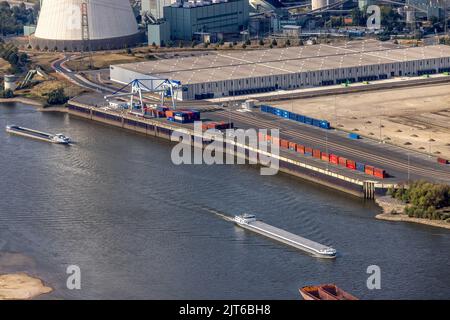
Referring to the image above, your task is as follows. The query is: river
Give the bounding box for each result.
[0,102,449,299]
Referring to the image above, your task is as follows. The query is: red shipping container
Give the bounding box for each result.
[365,165,374,175]
[346,160,356,170]
[330,154,338,164]
[266,134,272,141]
[437,157,449,164]
[305,147,313,154]
[296,145,305,154]
[288,142,297,151]
[313,149,321,159]
[373,168,386,179]
[321,152,329,162]
[339,157,347,167]
[280,139,289,149]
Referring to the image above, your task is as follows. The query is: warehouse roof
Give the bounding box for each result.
[111,40,450,84]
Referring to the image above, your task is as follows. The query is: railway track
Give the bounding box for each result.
[212,110,450,181]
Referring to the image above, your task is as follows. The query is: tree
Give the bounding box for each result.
[0,88,14,98]
[391,181,450,221]
[47,88,68,105]
[285,39,291,46]
[259,39,264,46]
[271,39,278,46]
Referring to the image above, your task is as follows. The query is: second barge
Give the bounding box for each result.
[234,214,336,258]
[6,125,71,144]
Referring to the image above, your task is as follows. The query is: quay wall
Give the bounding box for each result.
[67,101,392,198]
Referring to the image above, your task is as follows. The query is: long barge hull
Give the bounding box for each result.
[6,127,55,143]
[236,221,336,259]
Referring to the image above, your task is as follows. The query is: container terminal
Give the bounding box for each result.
[234,214,337,258]
[66,93,450,199]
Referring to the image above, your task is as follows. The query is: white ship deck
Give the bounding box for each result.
[249,220,332,253]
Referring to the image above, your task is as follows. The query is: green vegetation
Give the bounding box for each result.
[388,181,450,222]
[0,42,28,73]
[0,86,14,98]
[46,88,68,105]
[0,1,38,36]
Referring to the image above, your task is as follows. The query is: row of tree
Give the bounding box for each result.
[0,1,38,36]
[388,181,450,221]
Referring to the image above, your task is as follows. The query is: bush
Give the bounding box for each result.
[391,181,450,221]
[46,88,68,105]
[0,89,14,98]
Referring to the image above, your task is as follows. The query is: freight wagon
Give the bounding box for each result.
[258,130,388,179]
[260,105,331,130]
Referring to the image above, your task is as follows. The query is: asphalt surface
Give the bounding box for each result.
[59,57,450,185]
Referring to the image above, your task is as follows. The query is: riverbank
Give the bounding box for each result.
[375,196,450,230]
[0,97,44,107]
[0,273,52,300]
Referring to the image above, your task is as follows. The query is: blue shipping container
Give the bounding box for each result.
[348,133,360,140]
[297,115,305,123]
[304,117,313,125]
[356,162,365,172]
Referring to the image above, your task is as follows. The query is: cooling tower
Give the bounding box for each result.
[31,0,143,51]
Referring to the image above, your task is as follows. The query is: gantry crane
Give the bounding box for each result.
[104,78,182,116]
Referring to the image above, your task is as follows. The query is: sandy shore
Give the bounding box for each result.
[0,273,52,300]
[375,196,450,230]
[0,97,44,107]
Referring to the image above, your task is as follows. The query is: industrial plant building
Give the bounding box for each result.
[110,41,450,101]
[31,0,143,51]
[163,0,250,41]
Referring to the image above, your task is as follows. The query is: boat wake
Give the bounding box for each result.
[200,207,234,222]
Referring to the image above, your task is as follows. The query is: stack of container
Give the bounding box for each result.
[260,105,331,130]
[202,121,234,130]
[143,106,167,118]
[166,109,201,124]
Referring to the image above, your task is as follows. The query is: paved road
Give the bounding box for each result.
[208,108,450,184]
[52,55,115,93]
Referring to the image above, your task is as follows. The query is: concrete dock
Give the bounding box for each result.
[66,95,405,199]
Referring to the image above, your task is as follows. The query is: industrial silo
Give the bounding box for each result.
[31,0,143,51]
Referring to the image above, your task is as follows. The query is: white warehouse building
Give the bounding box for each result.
[110,41,450,101]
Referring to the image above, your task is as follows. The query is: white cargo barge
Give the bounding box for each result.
[6,125,71,144]
[234,214,336,258]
